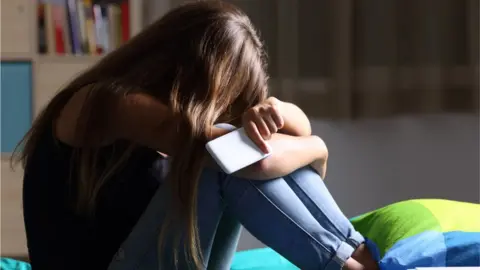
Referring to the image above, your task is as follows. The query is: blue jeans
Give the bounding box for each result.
[107,166,365,270]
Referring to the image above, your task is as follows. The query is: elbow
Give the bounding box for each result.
[302,123,312,137]
[313,135,328,162]
[294,105,312,136]
[286,118,312,137]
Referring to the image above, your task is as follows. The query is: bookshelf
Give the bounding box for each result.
[0,0,147,259]
[1,0,145,116]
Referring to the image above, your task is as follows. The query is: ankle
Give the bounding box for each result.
[343,257,365,270]
[351,243,379,270]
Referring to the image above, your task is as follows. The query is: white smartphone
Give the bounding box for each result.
[206,127,271,174]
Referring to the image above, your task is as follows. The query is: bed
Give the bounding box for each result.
[1,199,479,270]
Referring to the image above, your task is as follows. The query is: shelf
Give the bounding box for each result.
[0,52,34,62]
[37,54,103,64]
[1,53,104,64]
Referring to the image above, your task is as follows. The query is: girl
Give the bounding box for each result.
[16,1,378,269]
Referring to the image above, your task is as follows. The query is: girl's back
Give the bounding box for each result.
[22,123,162,269]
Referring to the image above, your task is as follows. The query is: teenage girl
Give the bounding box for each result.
[17,1,378,269]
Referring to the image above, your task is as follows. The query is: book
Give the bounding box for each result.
[37,2,48,53]
[107,4,122,51]
[66,0,82,54]
[44,2,56,54]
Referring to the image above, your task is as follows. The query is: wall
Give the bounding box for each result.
[237,114,480,251]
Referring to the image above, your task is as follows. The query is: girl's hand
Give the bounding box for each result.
[242,97,284,153]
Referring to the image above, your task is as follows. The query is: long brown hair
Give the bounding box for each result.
[13,1,268,268]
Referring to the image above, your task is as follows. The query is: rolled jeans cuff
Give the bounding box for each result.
[325,241,355,270]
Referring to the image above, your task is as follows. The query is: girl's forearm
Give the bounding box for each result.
[235,133,327,180]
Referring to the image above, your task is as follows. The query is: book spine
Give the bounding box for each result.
[61,2,72,54]
[83,0,97,54]
[93,4,103,54]
[120,1,130,43]
[44,3,56,54]
[37,2,48,54]
[108,5,122,51]
[100,6,110,53]
[52,4,66,54]
[66,0,82,54]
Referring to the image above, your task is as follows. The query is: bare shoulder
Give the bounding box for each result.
[54,85,94,147]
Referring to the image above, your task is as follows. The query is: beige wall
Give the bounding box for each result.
[1,159,27,257]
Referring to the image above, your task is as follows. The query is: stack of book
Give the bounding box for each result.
[38,0,131,55]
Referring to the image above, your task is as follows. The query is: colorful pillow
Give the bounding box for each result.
[231,199,480,270]
[351,199,480,269]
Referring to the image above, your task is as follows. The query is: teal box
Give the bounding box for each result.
[1,62,32,153]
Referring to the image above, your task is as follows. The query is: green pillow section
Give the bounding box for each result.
[350,200,440,257]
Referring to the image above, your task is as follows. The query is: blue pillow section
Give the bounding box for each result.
[444,232,480,267]
[366,231,480,270]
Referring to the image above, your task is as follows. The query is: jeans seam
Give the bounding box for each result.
[222,175,251,207]
[287,172,349,242]
[245,180,334,256]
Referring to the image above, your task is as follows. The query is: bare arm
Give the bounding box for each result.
[55,87,183,155]
[113,92,182,155]
[234,133,328,180]
[56,87,324,179]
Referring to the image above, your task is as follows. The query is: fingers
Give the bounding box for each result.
[241,102,285,154]
[269,105,284,129]
[244,120,270,153]
[253,110,271,140]
[263,114,278,139]
[256,105,282,139]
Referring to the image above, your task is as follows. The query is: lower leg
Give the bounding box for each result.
[221,167,371,269]
[207,213,242,269]
[285,168,379,270]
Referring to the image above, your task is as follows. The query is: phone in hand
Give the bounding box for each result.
[206,127,271,174]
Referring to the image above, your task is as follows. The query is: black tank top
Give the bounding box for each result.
[22,125,163,269]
